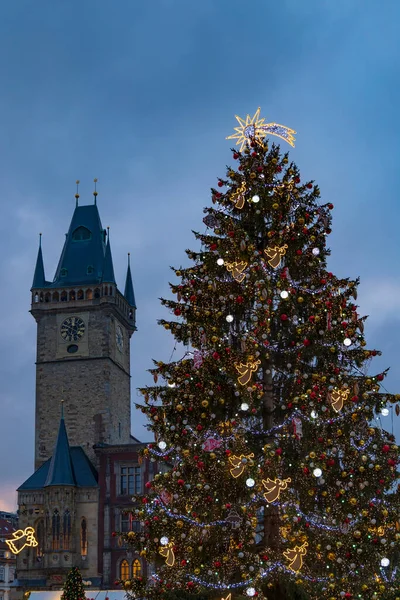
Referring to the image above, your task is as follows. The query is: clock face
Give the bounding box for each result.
[116,325,124,352]
[60,316,85,342]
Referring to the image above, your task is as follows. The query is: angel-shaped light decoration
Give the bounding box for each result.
[6,527,38,555]
[228,453,254,478]
[159,541,175,567]
[264,244,288,269]
[225,260,248,283]
[262,477,292,503]
[283,540,308,572]
[229,181,247,209]
[234,359,261,386]
[329,388,350,413]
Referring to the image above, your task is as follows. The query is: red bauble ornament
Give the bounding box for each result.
[190,295,196,302]
[238,165,243,171]
[382,444,390,453]
[276,165,282,172]
[228,231,235,238]
[233,153,239,159]
[174,308,181,316]
[275,448,283,455]
[145,481,152,489]
[217,181,224,188]
[280,314,288,321]
[328,203,334,209]
[306,182,313,189]
[216,192,222,198]
[236,296,244,303]
[296,249,302,255]
[303,338,311,346]
[212,351,220,360]
[210,243,218,250]
[377,374,384,381]
[257,166,263,172]
[294,176,300,183]
[177,479,185,486]
[196,424,203,431]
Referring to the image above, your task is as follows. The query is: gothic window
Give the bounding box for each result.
[132,559,141,579]
[36,519,45,558]
[0,566,5,581]
[80,518,88,556]
[120,512,129,533]
[45,292,51,302]
[120,560,129,580]
[52,292,59,302]
[63,510,71,550]
[72,226,91,241]
[52,510,60,550]
[69,290,76,301]
[61,291,67,302]
[94,288,100,299]
[86,289,93,300]
[77,289,84,300]
[104,286,108,296]
[120,466,141,495]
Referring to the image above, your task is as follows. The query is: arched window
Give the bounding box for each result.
[80,518,88,556]
[36,519,45,558]
[72,226,91,241]
[104,286,108,296]
[69,290,76,301]
[45,292,51,303]
[94,288,100,299]
[52,510,60,550]
[77,289,84,300]
[63,510,71,550]
[132,559,141,579]
[120,560,129,580]
[52,292,59,302]
[61,291,67,302]
[86,289,93,300]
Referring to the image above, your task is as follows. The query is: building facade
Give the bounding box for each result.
[15,194,153,592]
[0,518,17,600]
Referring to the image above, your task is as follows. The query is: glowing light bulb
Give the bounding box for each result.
[381,408,389,417]
[246,588,256,597]
[158,441,167,451]
[246,478,255,488]
[252,195,260,203]
[160,536,169,546]
[312,248,320,256]
[241,403,249,411]
[343,338,352,347]
[313,468,322,478]
[280,291,289,299]
[380,557,390,567]
[167,382,176,388]
[310,410,317,419]
[217,258,224,266]
[226,314,234,323]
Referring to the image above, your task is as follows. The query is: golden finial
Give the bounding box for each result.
[75,180,80,206]
[93,178,98,204]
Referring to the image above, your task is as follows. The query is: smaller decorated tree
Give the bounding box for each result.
[61,567,86,600]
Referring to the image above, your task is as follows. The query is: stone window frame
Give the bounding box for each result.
[118,464,142,496]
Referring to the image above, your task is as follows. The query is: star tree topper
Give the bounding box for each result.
[227,107,296,151]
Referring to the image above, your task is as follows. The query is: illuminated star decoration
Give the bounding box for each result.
[226,107,296,152]
[6,527,38,555]
[222,595,232,600]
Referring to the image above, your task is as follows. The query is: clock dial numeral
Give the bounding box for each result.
[60,316,85,342]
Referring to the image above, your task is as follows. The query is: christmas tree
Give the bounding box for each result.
[122,109,399,600]
[61,566,86,600]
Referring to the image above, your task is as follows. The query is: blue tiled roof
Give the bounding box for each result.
[18,447,98,490]
[45,204,116,287]
[102,237,116,283]
[44,415,75,487]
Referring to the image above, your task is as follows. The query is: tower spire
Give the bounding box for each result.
[75,180,80,207]
[32,233,46,289]
[102,226,116,284]
[44,402,75,487]
[93,178,98,205]
[124,252,136,308]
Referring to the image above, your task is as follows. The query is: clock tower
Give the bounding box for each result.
[31,194,136,470]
